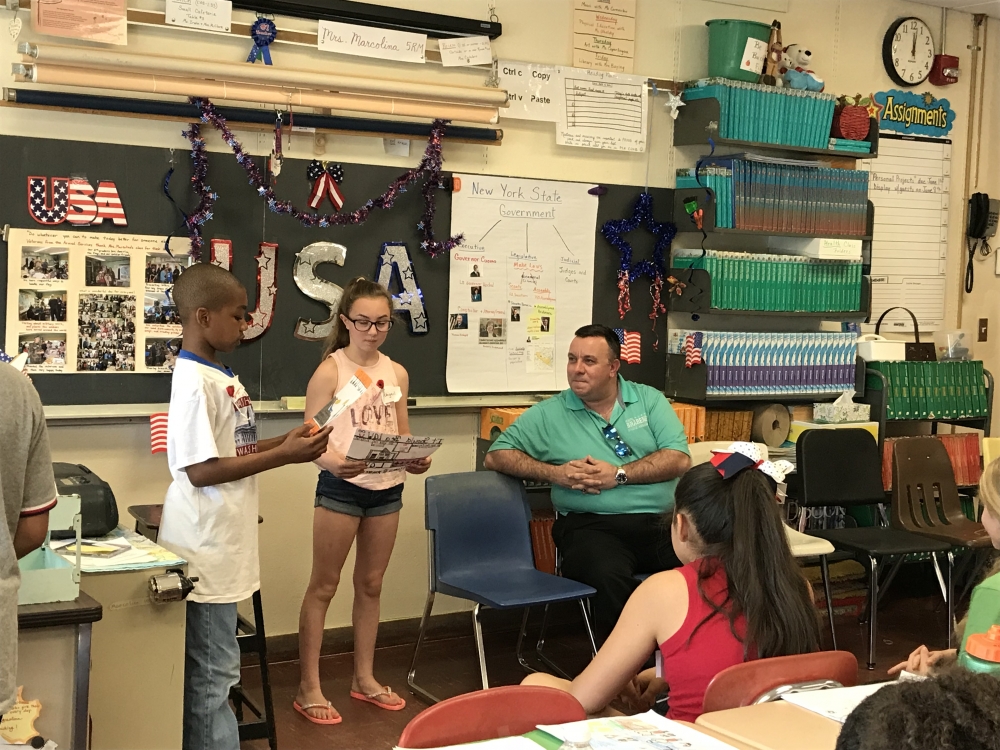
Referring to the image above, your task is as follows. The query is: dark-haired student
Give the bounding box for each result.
[485,324,690,642]
[157,263,331,750]
[836,668,1000,750]
[524,445,820,722]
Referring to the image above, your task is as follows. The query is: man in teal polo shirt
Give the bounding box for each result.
[485,324,690,641]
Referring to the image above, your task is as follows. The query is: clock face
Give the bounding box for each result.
[883,17,934,87]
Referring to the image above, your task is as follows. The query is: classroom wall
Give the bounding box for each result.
[8,0,998,637]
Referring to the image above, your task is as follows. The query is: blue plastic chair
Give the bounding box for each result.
[407,472,597,703]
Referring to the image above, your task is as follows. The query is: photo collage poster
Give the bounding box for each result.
[4,228,192,373]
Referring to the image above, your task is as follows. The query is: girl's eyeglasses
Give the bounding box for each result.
[347,317,393,332]
[602,424,633,459]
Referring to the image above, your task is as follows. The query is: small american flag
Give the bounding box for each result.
[0,350,11,364]
[613,328,642,365]
[684,332,704,368]
[150,413,169,455]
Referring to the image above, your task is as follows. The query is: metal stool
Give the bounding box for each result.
[128,505,278,750]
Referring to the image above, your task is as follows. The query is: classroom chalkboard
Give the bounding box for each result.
[0,134,673,403]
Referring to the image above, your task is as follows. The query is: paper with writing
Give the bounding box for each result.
[498,60,563,122]
[346,429,441,474]
[557,68,648,152]
[781,682,892,723]
[165,0,232,33]
[861,134,950,332]
[446,174,597,392]
[573,0,636,73]
[32,0,127,45]
[318,20,426,63]
[437,35,493,67]
[383,138,411,157]
[539,709,740,749]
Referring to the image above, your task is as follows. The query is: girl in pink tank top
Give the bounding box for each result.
[524,442,820,722]
[295,278,431,725]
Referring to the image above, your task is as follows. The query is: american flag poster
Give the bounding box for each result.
[613,328,641,365]
[150,413,169,454]
[4,227,192,375]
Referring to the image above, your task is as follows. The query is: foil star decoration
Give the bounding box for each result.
[664,91,685,120]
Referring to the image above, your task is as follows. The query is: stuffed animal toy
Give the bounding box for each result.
[780,44,824,91]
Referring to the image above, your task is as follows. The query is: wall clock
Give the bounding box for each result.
[883,16,934,87]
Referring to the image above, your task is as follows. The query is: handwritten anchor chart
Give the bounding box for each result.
[446,175,598,392]
[862,134,951,332]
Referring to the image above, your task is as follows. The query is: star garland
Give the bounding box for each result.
[601,192,677,321]
[180,122,217,260]
[189,98,463,257]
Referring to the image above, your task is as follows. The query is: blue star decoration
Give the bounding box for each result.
[601,192,677,283]
[0,350,12,364]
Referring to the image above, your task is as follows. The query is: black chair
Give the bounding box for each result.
[794,429,952,669]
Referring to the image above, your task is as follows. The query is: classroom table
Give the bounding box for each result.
[17,592,103,749]
[696,701,842,750]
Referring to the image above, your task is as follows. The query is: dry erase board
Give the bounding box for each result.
[0,135,672,403]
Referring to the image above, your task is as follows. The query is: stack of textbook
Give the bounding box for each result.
[668,330,858,397]
[673,249,862,312]
[682,79,837,150]
[867,360,989,420]
[676,155,870,236]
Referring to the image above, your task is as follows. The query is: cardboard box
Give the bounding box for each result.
[480,407,527,441]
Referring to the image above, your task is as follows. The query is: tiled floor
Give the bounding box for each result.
[239,588,952,750]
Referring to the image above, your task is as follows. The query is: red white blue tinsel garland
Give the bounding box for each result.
[188,98,463,258]
[180,122,216,260]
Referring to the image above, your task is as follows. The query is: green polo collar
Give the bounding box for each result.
[565,375,640,411]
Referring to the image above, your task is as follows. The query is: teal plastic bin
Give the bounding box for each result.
[706,18,771,82]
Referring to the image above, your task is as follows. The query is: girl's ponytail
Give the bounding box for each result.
[675,462,820,658]
[728,471,820,658]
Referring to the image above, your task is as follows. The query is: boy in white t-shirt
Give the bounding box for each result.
[158,263,330,750]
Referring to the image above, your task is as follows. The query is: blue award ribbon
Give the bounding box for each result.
[247,18,276,65]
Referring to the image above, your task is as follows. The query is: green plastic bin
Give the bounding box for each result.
[706,18,771,83]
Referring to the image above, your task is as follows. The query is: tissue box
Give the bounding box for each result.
[813,401,871,424]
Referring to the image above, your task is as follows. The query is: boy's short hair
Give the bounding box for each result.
[836,668,1000,750]
[172,263,245,322]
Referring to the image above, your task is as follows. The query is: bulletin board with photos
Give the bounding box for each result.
[6,228,191,374]
[0,135,672,405]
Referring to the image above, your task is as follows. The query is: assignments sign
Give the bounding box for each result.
[33,0,127,45]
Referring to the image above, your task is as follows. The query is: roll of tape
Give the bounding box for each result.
[751,403,791,448]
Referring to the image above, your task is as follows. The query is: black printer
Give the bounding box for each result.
[51,462,120,538]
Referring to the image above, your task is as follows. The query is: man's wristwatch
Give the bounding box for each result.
[615,466,628,485]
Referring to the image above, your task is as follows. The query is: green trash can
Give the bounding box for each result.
[706,18,771,83]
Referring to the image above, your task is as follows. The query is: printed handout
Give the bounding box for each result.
[346,429,442,474]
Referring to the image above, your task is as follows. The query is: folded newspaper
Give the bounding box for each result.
[346,429,442,474]
[308,368,372,434]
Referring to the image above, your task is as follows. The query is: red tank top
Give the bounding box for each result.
[658,557,755,722]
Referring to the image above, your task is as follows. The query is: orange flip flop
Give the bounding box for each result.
[293,700,343,725]
[350,687,406,711]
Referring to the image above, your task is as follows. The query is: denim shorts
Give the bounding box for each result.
[315,471,403,518]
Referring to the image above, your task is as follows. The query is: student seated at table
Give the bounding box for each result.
[836,668,1000,750]
[523,443,820,721]
[887,457,1000,679]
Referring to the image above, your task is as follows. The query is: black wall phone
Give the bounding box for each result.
[965,192,999,292]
